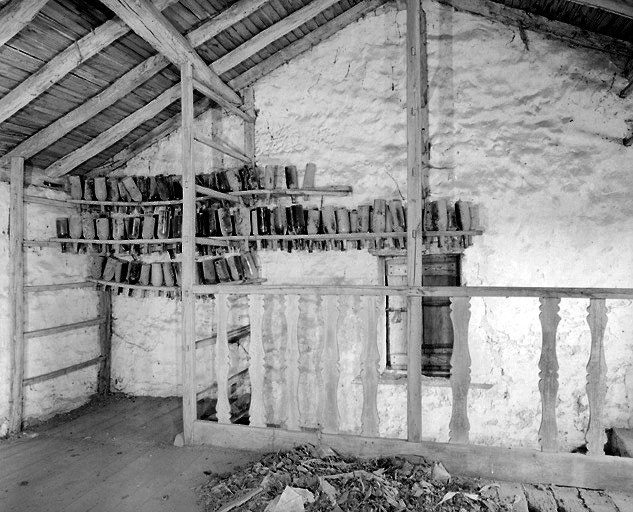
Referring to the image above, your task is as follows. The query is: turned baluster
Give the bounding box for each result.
[284,295,301,430]
[449,296,471,443]
[215,293,231,424]
[538,297,561,452]
[248,294,266,427]
[586,298,608,456]
[319,295,340,433]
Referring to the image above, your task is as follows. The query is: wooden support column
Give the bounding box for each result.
[405,0,429,442]
[180,62,196,445]
[243,87,256,167]
[8,157,25,434]
[97,289,112,395]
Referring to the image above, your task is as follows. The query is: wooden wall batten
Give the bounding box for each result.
[538,297,561,452]
[180,62,196,444]
[586,298,607,456]
[8,157,25,434]
[405,0,429,443]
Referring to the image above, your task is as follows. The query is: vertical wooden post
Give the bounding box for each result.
[586,298,607,456]
[538,297,560,452]
[8,157,25,434]
[405,0,429,443]
[180,62,196,444]
[97,289,112,395]
[243,87,256,167]
[449,296,471,444]
[361,295,380,437]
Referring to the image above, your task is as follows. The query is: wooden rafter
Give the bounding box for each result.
[47,0,355,176]
[2,0,270,163]
[436,0,633,59]
[0,0,179,126]
[568,0,633,19]
[0,0,48,49]
[88,0,387,176]
[46,87,180,177]
[99,0,241,108]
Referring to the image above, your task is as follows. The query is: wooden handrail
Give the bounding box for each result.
[193,284,633,299]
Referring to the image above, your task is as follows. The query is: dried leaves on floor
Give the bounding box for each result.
[196,444,519,512]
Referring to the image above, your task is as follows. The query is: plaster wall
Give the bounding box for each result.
[114,1,633,450]
[0,183,99,436]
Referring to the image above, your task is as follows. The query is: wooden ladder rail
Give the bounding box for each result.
[9,158,112,434]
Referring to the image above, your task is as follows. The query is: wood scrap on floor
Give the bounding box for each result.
[196,444,527,511]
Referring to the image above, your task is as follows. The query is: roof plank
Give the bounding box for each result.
[99,0,242,108]
[2,0,269,161]
[46,85,180,177]
[0,0,49,49]
[0,0,179,126]
[567,0,633,20]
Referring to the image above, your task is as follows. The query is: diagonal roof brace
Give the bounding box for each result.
[98,0,242,108]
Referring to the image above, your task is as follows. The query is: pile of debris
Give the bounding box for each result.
[196,445,521,511]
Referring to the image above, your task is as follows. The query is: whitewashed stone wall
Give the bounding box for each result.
[0,182,99,435]
[111,1,633,450]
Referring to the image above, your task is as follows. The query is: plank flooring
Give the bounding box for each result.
[0,396,261,512]
[1,396,631,512]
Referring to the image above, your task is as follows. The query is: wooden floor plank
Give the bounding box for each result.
[523,484,558,512]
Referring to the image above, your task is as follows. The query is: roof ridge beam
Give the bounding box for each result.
[0,0,49,49]
[98,0,241,108]
[2,0,270,162]
[0,0,179,126]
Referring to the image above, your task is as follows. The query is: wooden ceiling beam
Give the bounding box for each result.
[46,86,181,177]
[99,0,242,109]
[88,0,387,176]
[210,0,342,75]
[0,0,179,126]
[0,0,49,48]
[567,0,633,20]
[3,0,269,162]
[436,0,633,59]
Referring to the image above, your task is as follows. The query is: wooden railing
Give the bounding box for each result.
[188,284,633,492]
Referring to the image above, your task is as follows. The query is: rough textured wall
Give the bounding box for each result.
[114,1,633,449]
[0,183,99,435]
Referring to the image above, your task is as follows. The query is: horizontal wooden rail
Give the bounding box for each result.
[89,278,179,293]
[24,281,94,292]
[195,325,250,348]
[25,238,182,246]
[66,199,183,206]
[24,317,105,339]
[23,356,103,386]
[230,186,352,197]
[195,184,240,203]
[24,195,76,209]
[192,284,633,299]
[194,133,251,163]
[201,231,482,242]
